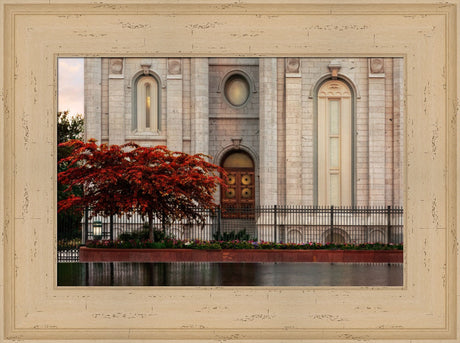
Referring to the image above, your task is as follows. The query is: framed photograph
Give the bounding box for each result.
[1,0,458,341]
[56,55,405,288]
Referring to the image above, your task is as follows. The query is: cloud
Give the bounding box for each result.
[58,58,84,116]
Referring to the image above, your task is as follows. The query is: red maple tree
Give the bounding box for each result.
[58,140,225,241]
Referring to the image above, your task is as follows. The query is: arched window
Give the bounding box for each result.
[317,80,353,206]
[133,75,159,132]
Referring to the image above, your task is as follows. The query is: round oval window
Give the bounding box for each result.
[224,74,250,107]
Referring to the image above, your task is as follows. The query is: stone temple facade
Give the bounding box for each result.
[84,57,404,212]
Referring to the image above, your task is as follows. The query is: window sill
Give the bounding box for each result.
[126,133,166,141]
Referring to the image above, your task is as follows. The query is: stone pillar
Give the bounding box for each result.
[191,58,209,155]
[259,58,278,206]
[284,58,302,205]
[84,58,102,142]
[393,58,404,207]
[166,58,183,151]
[108,58,125,145]
[368,58,386,206]
[384,58,394,206]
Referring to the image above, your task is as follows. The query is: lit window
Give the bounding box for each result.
[317,80,352,206]
[133,75,159,132]
[224,74,250,107]
[145,83,151,128]
[222,152,254,168]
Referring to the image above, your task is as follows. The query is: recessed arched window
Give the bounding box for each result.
[316,79,353,206]
[222,152,254,169]
[133,75,159,132]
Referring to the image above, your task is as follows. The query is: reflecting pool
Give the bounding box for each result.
[58,262,403,287]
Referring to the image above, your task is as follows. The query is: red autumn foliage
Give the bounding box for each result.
[58,140,226,241]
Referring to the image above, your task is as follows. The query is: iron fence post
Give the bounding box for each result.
[387,205,391,244]
[217,205,221,239]
[110,215,114,241]
[330,205,334,244]
[84,207,89,243]
[274,205,277,243]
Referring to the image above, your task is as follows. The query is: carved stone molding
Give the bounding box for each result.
[327,60,342,79]
[286,58,300,73]
[141,63,151,75]
[369,58,384,74]
[168,58,182,75]
[109,58,123,75]
[231,138,242,149]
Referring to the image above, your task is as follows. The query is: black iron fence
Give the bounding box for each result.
[57,205,403,262]
[58,205,403,245]
[57,249,80,262]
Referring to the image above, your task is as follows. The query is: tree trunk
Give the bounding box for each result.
[148,212,154,242]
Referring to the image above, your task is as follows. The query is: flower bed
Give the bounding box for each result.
[84,238,403,251]
[80,239,403,263]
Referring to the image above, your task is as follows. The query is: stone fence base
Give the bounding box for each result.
[79,247,403,263]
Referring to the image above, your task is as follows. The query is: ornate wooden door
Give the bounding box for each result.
[221,151,255,218]
[222,168,255,207]
[221,169,255,217]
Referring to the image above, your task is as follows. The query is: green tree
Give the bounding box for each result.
[57,111,84,241]
[58,111,84,144]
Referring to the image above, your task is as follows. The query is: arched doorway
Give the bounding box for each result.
[221,151,255,216]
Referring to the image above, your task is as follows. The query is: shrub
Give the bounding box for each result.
[220,240,254,249]
[213,229,252,241]
[118,227,166,242]
[192,241,222,250]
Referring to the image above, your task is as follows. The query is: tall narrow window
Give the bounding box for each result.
[145,83,151,128]
[134,75,159,132]
[317,80,352,206]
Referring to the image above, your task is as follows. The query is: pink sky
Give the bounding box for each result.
[58,58,84,116]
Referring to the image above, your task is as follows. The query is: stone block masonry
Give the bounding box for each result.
[84,58,102,142]
[83,57,404,208]
[285,62,303,205]
[108,66,125,145]
[191,58,209,155]
[259,58,278,206]
[166,58,183,151]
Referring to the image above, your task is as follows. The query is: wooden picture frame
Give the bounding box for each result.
[1,0,458,341]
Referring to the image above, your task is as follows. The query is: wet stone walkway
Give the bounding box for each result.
[58,262,403,287]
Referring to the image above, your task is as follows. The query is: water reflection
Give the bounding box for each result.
[58,262,403,287]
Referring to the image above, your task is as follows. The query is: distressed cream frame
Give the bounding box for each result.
[1,0,459,341]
